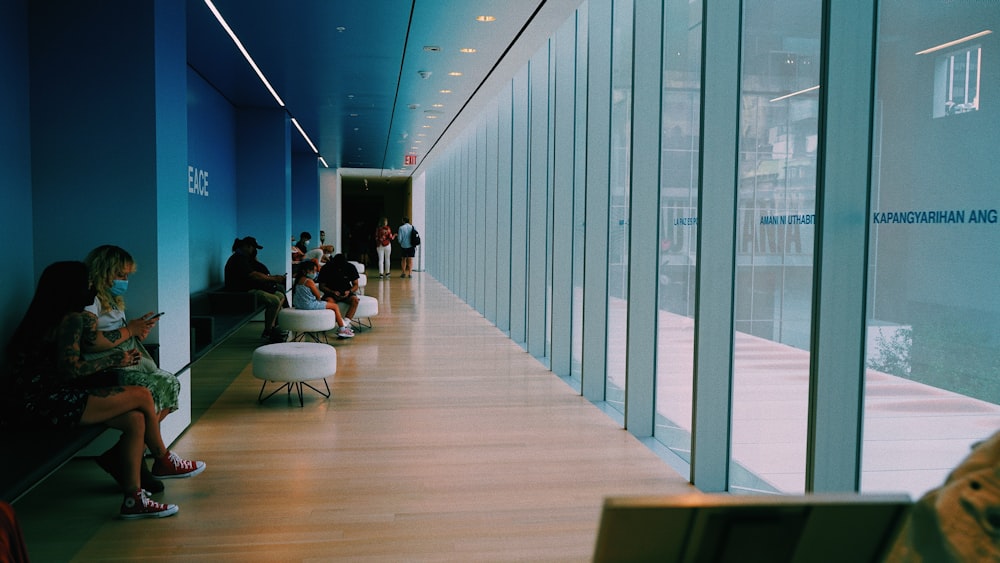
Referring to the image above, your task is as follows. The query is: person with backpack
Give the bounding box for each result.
[397,217,419,278]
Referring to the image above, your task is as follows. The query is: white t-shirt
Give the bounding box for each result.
[84,296,126,330]
[302,248,326,262]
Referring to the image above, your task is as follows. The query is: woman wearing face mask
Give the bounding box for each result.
[83,245,205,491]
[2,261,191,519]
[292,260,354,338]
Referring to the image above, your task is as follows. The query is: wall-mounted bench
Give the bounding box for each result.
[189,287,265,362]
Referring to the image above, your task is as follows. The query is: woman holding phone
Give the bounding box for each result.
[82,245,203,491]
[2,261,199,518]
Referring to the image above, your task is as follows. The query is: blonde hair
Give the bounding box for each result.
[84,245,135,313]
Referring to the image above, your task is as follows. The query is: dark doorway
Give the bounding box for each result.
[341,176,411,270]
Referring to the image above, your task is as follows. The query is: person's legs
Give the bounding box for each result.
[376,245,389,276]
[85,392,179,518]
[324,300,346,326]
[252,290,286,338]
[84,386,204,481]
[346,294,360,320]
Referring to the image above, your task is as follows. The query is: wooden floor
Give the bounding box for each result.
[12,272,693,562]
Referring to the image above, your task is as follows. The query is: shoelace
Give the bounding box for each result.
[166,452,195,470]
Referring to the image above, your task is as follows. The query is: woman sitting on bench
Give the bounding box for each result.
[1,261,203,520]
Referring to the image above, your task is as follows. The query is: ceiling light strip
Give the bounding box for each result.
[204,0,286,107]
[916,30,992,55]
[291,118,320,153]
[770,84,819,103]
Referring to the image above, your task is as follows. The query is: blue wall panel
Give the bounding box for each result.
[0,0,35,361]
[187,68,238,291]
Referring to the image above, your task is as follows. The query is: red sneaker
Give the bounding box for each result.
[150,451,206,479]
[119,489,178,520]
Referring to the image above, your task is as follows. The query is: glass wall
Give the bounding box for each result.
[862,2,1000,498]
[570,3,589,385]
[729,0,822,494]
[605,0,633,415]
[424,0,997,500]
[653,0,703,471]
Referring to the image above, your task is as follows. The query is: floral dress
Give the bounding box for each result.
[2,312,124,428]
[83,298,180,413]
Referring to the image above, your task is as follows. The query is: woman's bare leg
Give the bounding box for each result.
[98,410,145,492]
[81,386,168,457]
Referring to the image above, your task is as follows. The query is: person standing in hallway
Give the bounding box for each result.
[397,217,416,278]
[374,217,395,279]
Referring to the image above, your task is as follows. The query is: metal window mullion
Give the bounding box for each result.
[807,0,878,493]
[623,0,664,436]
[691,0,742,493]
[582,0,613,402]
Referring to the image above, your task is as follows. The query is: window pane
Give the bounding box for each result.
[654,0,703,473]
[730,0,822,493]
[606,0,633,414]
[862,3,1000,498]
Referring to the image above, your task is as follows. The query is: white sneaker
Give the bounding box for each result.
[338,326,355,339]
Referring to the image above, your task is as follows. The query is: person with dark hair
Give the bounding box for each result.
[317,253,361,326]
[373,218,395,279]
[292,261,354,339]
[295,231,312,255]
[224,236,288,342]
[1,262,202,519]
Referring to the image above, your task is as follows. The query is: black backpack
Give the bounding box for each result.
[412,227,421,246]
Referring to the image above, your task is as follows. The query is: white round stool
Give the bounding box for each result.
[338,295,379,330]
[252,342,337,406]
[277,308,338,343]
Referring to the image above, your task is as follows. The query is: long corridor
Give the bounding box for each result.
[13,272,692,562]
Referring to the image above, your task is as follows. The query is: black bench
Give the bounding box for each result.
[0,289,263,504]
[0,425,107,503]
[189,286,265,362]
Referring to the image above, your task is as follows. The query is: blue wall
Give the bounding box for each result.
[188,68,238,292]
[0,0,35,361]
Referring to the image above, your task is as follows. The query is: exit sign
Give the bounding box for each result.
[404,154,417,166]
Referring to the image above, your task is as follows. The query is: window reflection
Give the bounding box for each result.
[730,0,822,494]
[654,0,704,473]
[863,4,1000,498]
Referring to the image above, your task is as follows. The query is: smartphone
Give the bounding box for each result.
[150,312,165,320]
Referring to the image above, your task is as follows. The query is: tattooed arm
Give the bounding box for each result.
[55,313,134,378]
[80,311,153,352]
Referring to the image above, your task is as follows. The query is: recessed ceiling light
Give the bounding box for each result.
[431,103,444,108]
[439,89,452,94]
[423,45,441,52]
[426,115,438,119]
[336,26,346,32]
[460,48,477,53]
[476,15,496,22]
[418,133,426,137]
[349,113,359,117]
[422,125,431,128]
[448,71,463,76]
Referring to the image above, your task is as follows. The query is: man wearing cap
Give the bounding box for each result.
[224,236,288,342]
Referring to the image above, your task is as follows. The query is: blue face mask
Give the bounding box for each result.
[306,272,318,280]
[110,279,129,296]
